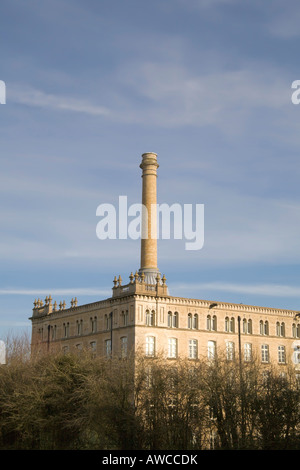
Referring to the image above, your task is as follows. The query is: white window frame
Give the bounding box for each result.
[168,338,177,358]
[145,336,155,357]
[188,339,198,359]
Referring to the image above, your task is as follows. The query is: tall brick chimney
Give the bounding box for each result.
[139,152,160,284]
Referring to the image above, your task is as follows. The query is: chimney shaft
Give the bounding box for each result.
[139,152,160,284]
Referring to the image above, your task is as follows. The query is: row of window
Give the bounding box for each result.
[42,315,300,341]
[144,336,300,364]
[159,312,300,339]
[70,335,300,366]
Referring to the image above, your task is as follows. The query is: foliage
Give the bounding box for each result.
[0,335,299,450]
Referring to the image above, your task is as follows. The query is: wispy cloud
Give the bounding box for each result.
[0,288,110,297]
[10,85,111,116]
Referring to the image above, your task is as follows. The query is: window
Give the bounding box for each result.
[276,322,285,337]
[121,310,128,326]
[243,319,252,334]
[76,319,83,335]
[63,322,69,338]
[188,339,198,359]
[188,313,198,329]
[51,325,57,340]
[244,343,252,362]
[146,336,155,357]
[168,338,177,358]
[260,320,269,336]
[226,341,235,361]
[91,317,97,333]
[105,339,112,357]
[292,324,299,338]
[168,312,178,328]
[121,337,127,358]
[207,315,217,331]
[146,310,155,326]
[261,344,269,363]
[207,340,216,360]
[90,341,96,356]
[278,345,286,364]
[293,345,300,364]
[225,317,235,333]
[105,314,112,331]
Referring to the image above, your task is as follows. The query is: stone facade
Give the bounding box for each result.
[30,275,300,372]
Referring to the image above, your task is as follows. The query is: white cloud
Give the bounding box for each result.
[10,84,111,116]
[0,288,110,296]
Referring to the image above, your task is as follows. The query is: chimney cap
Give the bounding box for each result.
[142,152,157,157]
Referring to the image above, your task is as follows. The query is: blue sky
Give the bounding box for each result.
[1,0,300,338]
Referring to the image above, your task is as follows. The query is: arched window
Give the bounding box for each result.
[77,319,83,335]
[168,311,178,328]
[243,318,252,334]
[105,314,112,330]
[207,315,217,331]
[292,323,300,338]
[193,314,198,330]
[276,322,280,336]
[226,317,235,333]
[264,321,269,335]
[63,322,69,338]
[260,320,269,336]
[188,313,192,329]
[146,310,155,326]
[91,316,97,333]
